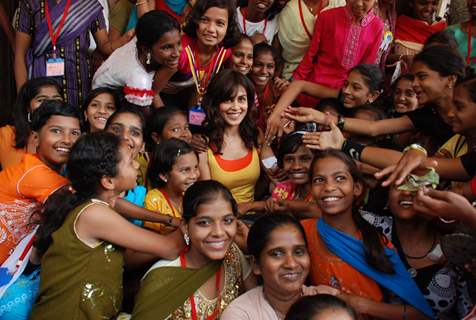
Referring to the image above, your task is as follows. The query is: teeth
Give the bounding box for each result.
[399,200,413,206]
[55,147,70,153]
[322,196,340,202]
[206,241,225,249]
[282,273,300,280]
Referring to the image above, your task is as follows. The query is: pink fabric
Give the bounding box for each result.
[293,5,384,90]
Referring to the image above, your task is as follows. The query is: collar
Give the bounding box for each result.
[344,3,376,27]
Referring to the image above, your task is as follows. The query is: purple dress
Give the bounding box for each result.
[15,0,106,107]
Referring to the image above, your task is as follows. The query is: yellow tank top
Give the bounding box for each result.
[207,148,260,203]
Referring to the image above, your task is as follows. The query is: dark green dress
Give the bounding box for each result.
[31,199,124,320]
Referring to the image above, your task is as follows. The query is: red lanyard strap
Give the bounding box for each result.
[45,0,72,52]
[299,0,313,40]
[179,251,222,320]
[160,189,179,218]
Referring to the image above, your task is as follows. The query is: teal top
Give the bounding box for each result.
[447,24,476,72]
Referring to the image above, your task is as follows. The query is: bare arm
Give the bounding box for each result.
[152,67,178,108]
[14,31,32,91]
[198,151,211,180]
[77,204,184,260]
[93,27,134,56]
[135,0,154,18]
[115,198,181,226]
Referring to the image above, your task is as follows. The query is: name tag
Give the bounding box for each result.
[189,105,206,126]
[46,58,65,77]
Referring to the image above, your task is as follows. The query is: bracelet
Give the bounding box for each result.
[439,217,456,224]
[402,303,407,320]
[136,0,147,6]
[167,216,173,225]
[341,139,365,161]
[403,143,427,157]
[337,115,345,130]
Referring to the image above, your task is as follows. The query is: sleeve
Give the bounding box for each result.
[405,107,427,130]
[14,0,35,35]
[292,10,325,80]
[271,182,291,200]
[90,8,107,34]
[471,175,476,197]
[363,22,384,64]
[459,150,476,177]
[17,165,68,203]
[220,299,253,320]
[144,189,161,212]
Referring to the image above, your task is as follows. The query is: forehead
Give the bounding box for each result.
[396,78,413,88]
[234,39,253,52]
[313,157,349,174]
[264,225,306,248]
[347,70,367,84]
[165,112,187,124]
[255,51,275,63]
[35,85,61,97]
[195,196,233,217]
[284,145,312,157]
[202,6,229,20]
[110,113,142,127]
[44,115,80,128]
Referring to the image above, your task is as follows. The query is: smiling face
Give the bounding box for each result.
[393,78,419,113]
[311,157,362,217]
[30,86,63,112]
[35,115,81,171]
[111,144,140,193]
[249,0,275,15]
[342,70,378,108]
[413,0,437,23]
[161,112,192,143]
[197,6,229,47]
[150,29,182,69]
[250,51,275,89]
[411,61,452,105]
[254,224,310,298]
[387,186,419,220]
[282,145,313,185]
[161,152,199,194]
[183,195,237,262]
[469,0,476,17]
[230,38,254,75]
[106,112,144,157]
[450,84,476,135]
[85,93,116,132]
[218,85,249,127]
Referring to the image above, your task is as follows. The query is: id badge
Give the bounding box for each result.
[46,57,65,77]
[189,105,206,126]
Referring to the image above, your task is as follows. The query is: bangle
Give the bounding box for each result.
[341,139,365,161]
[439,217,456,224]
[402,303,407,320]
[403,143,427,157]
[136,0,147,6]
[337,115,345,130]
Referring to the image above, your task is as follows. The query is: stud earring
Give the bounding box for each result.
[146,52,151,65]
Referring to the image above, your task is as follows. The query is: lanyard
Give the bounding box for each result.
[185,43,227,98]
[160,188,179,218]
[45,0,72,53]
[298,0,323,40]
[179,250,222,320]
[242,8,267,35]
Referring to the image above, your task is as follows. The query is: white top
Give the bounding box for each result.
[236,8,279,45]
[221,286,281,320]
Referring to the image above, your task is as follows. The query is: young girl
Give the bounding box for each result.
[93,10,182,107]
[285,295,357,320]
[132,180,254,319]
[165,0,241,108]
[145,139,200,234]
[222,214,337,320]
[239,132,320,218]
[0,77,63,169]
[148,106,192,145]
[228,35,254,76]
[392,74,419,114]
[199,69,261,204]
[82,87,120,133]
[292,0,384,106]
[236,0,279,44]
[30,132,183,319]
[302,150,434,319]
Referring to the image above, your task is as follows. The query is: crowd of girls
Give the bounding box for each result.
[2,0,476,318]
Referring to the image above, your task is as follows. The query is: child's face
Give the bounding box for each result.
[36,115,81,170]
[342,70,377,108]
[230,39,254,75]
[161,113,192,144]
[112,144,140,192]
[388,186,418,220]
[162,152,199,194]
[30,86,63,113]
[411,61,450,106]
[393,78,418,113]
[311,157,362,217]
[248,0,275,14]
[254,225,310,298]
[450,85,476,135]
[218,85,249,127]
[282,145,313,185]
[106,113,144,157]
[250,52,275,88]
[413,0,437,22]
[197,6,229,47]
[150,29,182,69]
[85,93,116,132]
[184,195,237,261]
[348,0,377,20]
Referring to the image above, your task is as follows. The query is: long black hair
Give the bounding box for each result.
[10,77,63,148]
[311,149,395,274]
[413,45,466,81]
[183,0,241,48]
[147,138,197,188]
[202,69,257,153]
[35,132,123,255]
[285,294,357,320]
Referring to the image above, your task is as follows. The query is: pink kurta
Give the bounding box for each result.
[293,5,384,90]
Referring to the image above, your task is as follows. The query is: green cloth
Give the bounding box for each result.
[31,200,124,320]
[397,168,440,192]
[132,261,221,320]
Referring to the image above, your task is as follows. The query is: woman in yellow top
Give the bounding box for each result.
[145,139,199,234]
[198,69,261,204]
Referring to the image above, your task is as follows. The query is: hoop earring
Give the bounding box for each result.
[146,52,151,65]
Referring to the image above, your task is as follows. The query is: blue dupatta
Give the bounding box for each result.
[317,218,434,319]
